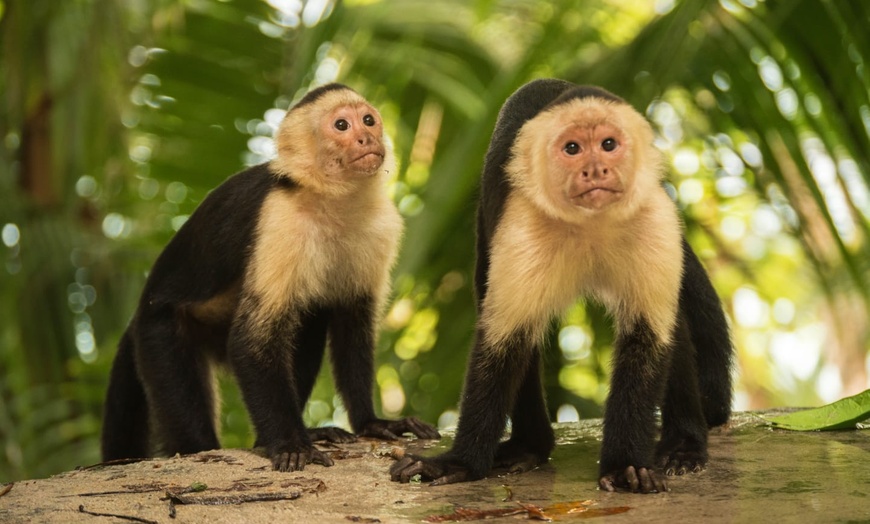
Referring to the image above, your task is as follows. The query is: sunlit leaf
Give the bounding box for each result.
[766,390,870,431]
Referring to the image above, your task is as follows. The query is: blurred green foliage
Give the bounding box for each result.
[1,0,869,481]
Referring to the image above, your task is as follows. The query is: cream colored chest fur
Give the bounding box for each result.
[481,190,683,348]
[246,187,402,323]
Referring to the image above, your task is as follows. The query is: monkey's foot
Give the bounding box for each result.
[655,437,708,476]
[599,466,668,493]
[389,454,474,485]
[358,417,441,441]
[267,442,334,472]
[655,446,707,476]
[494,440,548,474]
[308,426,357,444]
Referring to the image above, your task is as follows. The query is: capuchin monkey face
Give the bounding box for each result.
[550,119,629,212]
[318,102,386,178]
[510,98,661,224]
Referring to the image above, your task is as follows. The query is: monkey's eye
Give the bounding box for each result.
[334,119,350,131]
[564,142,580,155]
[362,114,376,126]
[601,138,618,152]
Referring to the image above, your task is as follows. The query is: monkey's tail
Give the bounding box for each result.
[101,329,151,460]
[680,239,734,428]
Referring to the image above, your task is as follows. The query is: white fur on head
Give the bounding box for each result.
[506,97,665,226]
[270,87,396,197]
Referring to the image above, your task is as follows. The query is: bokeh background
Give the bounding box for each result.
[2,0,869,481]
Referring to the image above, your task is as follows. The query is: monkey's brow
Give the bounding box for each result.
[559,123,610,138]
[331,103,374,115]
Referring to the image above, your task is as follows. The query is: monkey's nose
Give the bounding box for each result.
[582,166,608,179]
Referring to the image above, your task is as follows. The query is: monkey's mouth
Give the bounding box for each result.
[352,152,384,163]
[349,151,385,173]
[570,186,623,209]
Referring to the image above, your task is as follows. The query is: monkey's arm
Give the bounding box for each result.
[597,317,670,493]
[390,331,532,485]
[229,304,334,472]
[328,295,441,441]
[654,312,708,475]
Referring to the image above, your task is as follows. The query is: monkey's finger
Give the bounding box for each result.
[637,467,654,493]
[624,466,640,492]
[598,475,617,492]
[657,476,669,492]
[405,418,441,440]
[506,454,541,474]
[359,424,400,441]
[390,455,417,473]
[429,470,469,486]
[375,428,400,440]
[390,455,415,471]
[272,452,292,472]
[309,427,357,444]
[290,452,306,472]
[637,467,667,493]
[310,448,335,468]
[397,461,426,483]
[389,456,418,481]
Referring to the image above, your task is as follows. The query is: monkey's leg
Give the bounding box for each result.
[390,331,531,485]
[134,305,221,456]
[655,313,709,475]
[329,295,440,442]
[680,239,732,428]
[494,354,554,474]
[101,329,151,460]
[598,318,670,494]
[229,307,332,472]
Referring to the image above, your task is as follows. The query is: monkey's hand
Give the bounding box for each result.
[357,417,441,441]
[308,426,357,444]
[494,439,548,474]
[267,440,334,472]
[599,466,668,494]
[389,453,473,486]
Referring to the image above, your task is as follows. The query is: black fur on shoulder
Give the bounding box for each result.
[143,163,280,306]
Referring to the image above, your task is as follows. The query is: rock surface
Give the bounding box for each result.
[1,412,869,523]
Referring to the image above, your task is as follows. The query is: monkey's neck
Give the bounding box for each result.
[293,178,392,222]
[271,158,389,201]
[482,190,683,347]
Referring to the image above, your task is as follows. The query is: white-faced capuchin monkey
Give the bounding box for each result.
[101,83,440,471]
[390,79,732,493]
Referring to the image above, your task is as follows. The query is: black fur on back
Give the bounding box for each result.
[141,163,290,308]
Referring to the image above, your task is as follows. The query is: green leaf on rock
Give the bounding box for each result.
[766,390,870,431]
